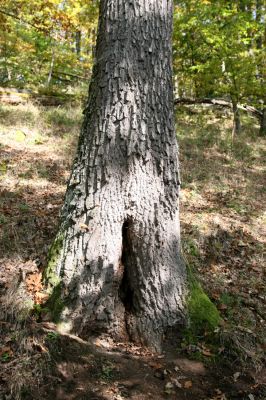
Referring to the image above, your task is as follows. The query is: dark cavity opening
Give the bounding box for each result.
[119,218,134,312]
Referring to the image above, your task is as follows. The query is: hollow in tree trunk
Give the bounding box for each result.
[44,0,187,350]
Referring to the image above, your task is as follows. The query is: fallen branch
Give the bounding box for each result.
[174,97,262,120]
[53,70,89,81]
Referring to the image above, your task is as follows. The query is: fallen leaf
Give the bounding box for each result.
[165,382,174,389]
[80,223,90,231]
[0,347,13,357]
[149,361,163,369]
[165,382,175,394]
[95,339,102,347]
[218,303,228,311]
[184,380,192,389]
[35,292,49,303]
[33,343,47,353]
[202,348,213,357]
[233,372,240,382]
[171,378,182,388]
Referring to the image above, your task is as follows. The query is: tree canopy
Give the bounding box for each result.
[0,0,264,112]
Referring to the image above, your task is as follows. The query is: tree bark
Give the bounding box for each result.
[260,106,266,136]
[256,0,263,49]
[47,46,55,87]
[231,96,241,135]
[75,31,81,57]
[45,0,187,350]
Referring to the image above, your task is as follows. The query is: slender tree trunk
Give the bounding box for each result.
[75,31,81,57]
[47,47,55,87]
[87,27,97,61]
[45,0,187,350]
[256,0,265,135]
[260,106,266,136]
[231,96,241,136]
[256,0,263,49]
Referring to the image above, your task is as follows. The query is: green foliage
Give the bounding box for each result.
[45,107,78,127]
[173,0,265,110]
[1,0,264,122]
[1,351,11,362]
[46,331,59,342]
[19,202,30,213]
[0,213,7,224]
[32,303,49,319]
[0,0,98,89]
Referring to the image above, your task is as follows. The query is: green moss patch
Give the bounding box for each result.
[187,266,221,334]
[180,267,221,361]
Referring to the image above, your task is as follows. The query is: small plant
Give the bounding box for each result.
[32,303,49,320]
[45,331,62,357]
[100,361,116,380]
[185,239,200,258]
[33,134,44,145]
[37,165,49,178]
[19,203,30,213]
[0,213,7,224]
[1,351,11,362]
[46,331,59,342]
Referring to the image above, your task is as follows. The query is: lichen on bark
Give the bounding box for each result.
[43,231,65,289]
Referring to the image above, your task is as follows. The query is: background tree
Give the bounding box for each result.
[0,0,98,90]
[1,0,264,134]
[173,0,265,134]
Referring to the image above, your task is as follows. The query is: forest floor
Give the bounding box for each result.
[0,102,265,400]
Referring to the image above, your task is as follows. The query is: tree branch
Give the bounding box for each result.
[174,98,263,119]
[0,8,47,32]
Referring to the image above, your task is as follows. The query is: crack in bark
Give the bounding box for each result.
[119,218,134,314]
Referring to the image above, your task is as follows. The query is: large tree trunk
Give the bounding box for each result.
[44,0,187,350]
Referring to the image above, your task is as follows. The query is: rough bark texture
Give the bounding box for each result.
[45,0,187,349]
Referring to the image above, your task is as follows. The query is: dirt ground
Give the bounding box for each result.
[0,103,265,399]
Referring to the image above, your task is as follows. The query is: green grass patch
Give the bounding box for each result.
[45,107,80,128]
